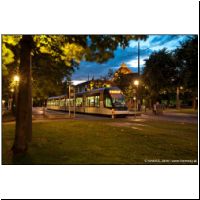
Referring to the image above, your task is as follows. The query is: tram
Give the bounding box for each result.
[47,87,129,116]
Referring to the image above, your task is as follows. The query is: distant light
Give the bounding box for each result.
[10,88,14,92]
[133,96,136,100]
[180,86,183,90]
[14,75,20,82]
[134,80,139,86]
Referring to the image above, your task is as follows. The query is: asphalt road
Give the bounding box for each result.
[32,107,198,123]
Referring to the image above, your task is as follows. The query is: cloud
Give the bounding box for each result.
[149,35,179,45]
[149,35,190,51]
[72,35,193,81]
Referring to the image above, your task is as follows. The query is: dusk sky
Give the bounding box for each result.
[72,35,193,85]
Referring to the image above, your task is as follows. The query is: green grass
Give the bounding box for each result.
[2,119,198,164]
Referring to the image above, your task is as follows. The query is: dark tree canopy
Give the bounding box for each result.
[142,49,177,103]
[174,36,198,96]
[2,35,148,101]
[2,34,148,155]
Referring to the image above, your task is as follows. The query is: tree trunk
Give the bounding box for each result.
[12,35,33,155]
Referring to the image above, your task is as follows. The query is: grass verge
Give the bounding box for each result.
[2,119,198,164]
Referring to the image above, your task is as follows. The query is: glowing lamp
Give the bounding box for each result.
[14,75,20,82]
[134,80,139,86]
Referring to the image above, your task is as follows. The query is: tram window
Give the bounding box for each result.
[76,97,83,107]
[110,93,126,107]
[60,99,65,106]
[105,97,112,107]
[66,99,69,106]
[85,96,100,107]
[89,96,95,107]
[95,96,100,107]
[70,99,74,106]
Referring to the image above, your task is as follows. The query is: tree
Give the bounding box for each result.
[2,35,147,155]
[142,49,176,106]
[32,53,74,104]
[174,36,198,109]
[12,35,33,153]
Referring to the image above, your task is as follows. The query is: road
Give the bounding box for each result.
[32,107,198,124]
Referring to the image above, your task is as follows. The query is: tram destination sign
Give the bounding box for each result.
[109,90,121,94]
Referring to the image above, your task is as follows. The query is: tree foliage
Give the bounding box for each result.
[142,49,176,103]
[2,35,147,101]
[2,34,148,154]
[142,36,198,107]
[174,36,198,96]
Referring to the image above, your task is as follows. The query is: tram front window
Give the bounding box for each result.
[111,94,126,107]
[110,93,126,107]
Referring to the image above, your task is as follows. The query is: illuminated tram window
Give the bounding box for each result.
[76,97,83,107]
[95,96,100,107]
[86,96,100,107]
[105,97,112,107]
[60,99,65,106]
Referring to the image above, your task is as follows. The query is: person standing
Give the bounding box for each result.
[153,103,157,115]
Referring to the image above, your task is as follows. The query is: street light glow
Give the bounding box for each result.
[14,75,20,82]
[134,80,139,86]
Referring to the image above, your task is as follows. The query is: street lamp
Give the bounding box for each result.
[176,86,183,110]
[134,79,139,108]
[134,80,139,87]
[14,75,20,83]
[133,96,137,117]
[133,80,139,116]
[12,75,20,116]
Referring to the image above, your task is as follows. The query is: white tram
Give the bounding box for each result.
[47,87,129,116]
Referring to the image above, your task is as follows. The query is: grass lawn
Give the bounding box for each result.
[2,119,198,164]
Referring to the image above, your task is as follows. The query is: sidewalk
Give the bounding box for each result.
[141,109,198,124]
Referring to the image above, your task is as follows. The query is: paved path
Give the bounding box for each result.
[138,111,198,124]
[4,107,198,124]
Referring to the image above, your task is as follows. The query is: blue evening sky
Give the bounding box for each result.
[72,35,192,85]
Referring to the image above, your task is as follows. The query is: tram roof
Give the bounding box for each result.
[47,86,121,100]
[76,86,120,95]
[48,94,67,100]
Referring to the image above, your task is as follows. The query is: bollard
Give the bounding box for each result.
[43,107,46,118]
[112,109,115,119]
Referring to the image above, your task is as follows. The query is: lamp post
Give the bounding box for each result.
[137,41,150,77]
[138,40,140,76]
[133,96,137,117]
[134,80,139,116]
[12,75,20,116]
[68,81,71,117]
[176,86,183,110]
